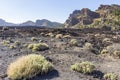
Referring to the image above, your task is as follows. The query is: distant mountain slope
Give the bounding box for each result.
[19,21,35,26]
[65,4,120,30]
[36,19,62,27]
[0,19,17,26]
[0,19,62,28]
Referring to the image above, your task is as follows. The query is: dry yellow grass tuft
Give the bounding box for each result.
[70,39,78,46]
[7,54,54,80]
[113,50,120,58]
[28,43,49,51]
[47,33,54,37]
[103,73,118,80]
[101,49,109,54]
[84,42,93,50]
[14,41,20,46]
[31,37,37,41]
[63,35,71,38]
[2,40,10,46]
[101,44,120,58]
[9,45,16,49]
[103,38,112,44]
[55,34,63,39]
[71,61,95,74]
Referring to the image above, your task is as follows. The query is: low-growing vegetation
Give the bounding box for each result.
[7,54,54,80]
[55,34,63,39]
[23,44,28,48]
[47,32,54,37]
[28,43,49,51]
[103,38,112,44]
[84,42,93,50]
[31,37,37,41]
[70,39,78,46]
[71,61,95,74]
[63,34,71,38]
[103,73,118,80]
[101,49,109,54]
[14,41,20,46]
[101,44,120,58]
[113,50,120,58]
[2,40,10,46]
[9,45,16,49]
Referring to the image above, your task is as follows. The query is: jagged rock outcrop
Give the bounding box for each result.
[65,4,120,30]
[65,8,100,27]
[98,4,120,11]
[96,4,120,18]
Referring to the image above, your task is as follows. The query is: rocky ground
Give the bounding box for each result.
[0,28,120,80]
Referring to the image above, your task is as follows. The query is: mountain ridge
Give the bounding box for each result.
[0,19,62,27]
[65,4,120,30]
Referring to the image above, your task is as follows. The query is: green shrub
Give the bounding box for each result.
[47,33,54,37]
[112,36,118,40]
[94,33,100,37]
[7,54,54,80]
[113,50,120,58]
[9,45,16,49]
[40,32,45,36]
[71,62,95,74]
[101,49,109,54]
[2,40,10,46]
[28,43,49,51]
[50,39,54,42]
[112,10,120,16]
[103,44,120,58]
[103,73,118,80]
[31,37,37,41]
[63,35,71,38]
[84,42,93,50]
[14,41,20,46]
[7,37,13,43]
[70,39,78,46]
[23,44,28,48]
[28,44,34,49]
[103,38,112,44]
[55,34,63,39]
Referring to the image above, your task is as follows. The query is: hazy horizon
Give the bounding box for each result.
[0,0,119,23]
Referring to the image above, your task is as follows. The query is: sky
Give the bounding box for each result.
[0,0,119,23]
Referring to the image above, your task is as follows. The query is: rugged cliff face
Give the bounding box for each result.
[65,4,120,30]
[65,8,100,27]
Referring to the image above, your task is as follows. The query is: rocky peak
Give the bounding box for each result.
[65,8,100,27]
[72,10,81,15]
[98,4,120,11]
[96,4,120,18]
[81,8,91,16]
[65,4,120,30]
[81,8,100,18]
[98,5,111,10]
